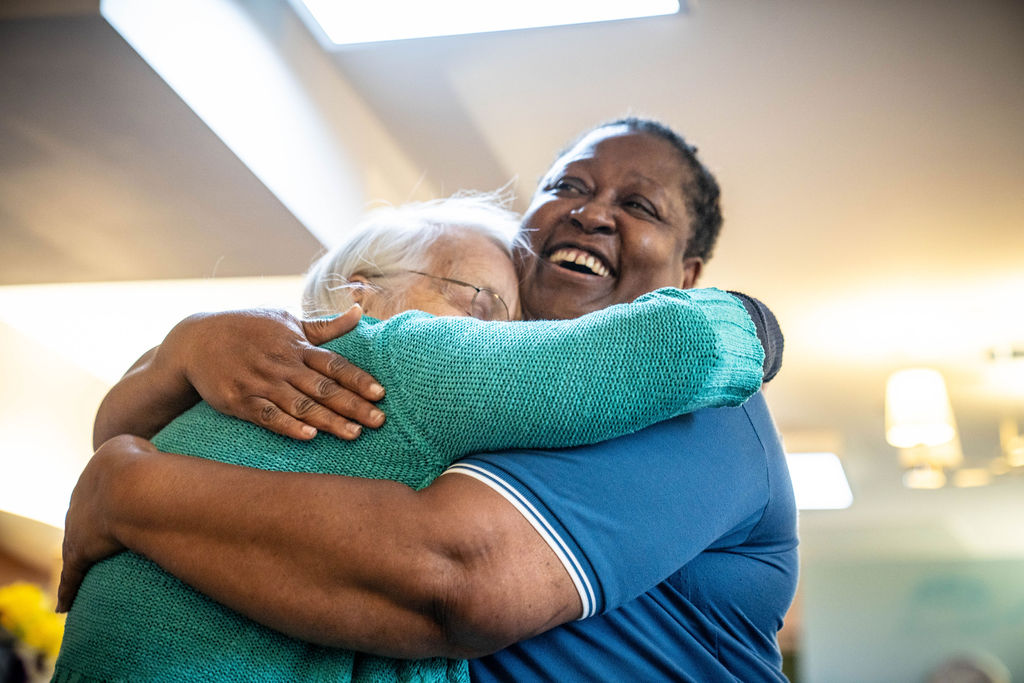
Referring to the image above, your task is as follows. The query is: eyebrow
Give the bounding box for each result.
[561,159,662,188]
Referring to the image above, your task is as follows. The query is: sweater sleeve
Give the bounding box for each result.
[370,287,765,458]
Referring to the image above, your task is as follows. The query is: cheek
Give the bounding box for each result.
[623,231,688,285]
[634,231,680,266]
[401,287,445,316]
[419,299,466,318]
[513,244,533,279]
[521,202,558,246]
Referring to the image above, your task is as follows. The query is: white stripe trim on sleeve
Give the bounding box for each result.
[442,463,597,619]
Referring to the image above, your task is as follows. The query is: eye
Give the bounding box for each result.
[624,196,658,218]
[550,177,587,195]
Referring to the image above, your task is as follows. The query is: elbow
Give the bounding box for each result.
[426,540,577,659]
[427,553,526,659]
[397,478,581,659]
[302,512,533,658]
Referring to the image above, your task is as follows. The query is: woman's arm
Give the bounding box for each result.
[92,306,387,448]
[374,287,765,457]
[92,345,199,449]
[59,436,579,658]
[60,291,781,653]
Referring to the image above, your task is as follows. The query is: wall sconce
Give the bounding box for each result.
[898,439,965,490]
[886,368,1023,489]
[885,368,957,449]
[885,368,963,489]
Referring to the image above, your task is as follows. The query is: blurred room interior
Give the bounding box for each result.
[1,0,1022,680]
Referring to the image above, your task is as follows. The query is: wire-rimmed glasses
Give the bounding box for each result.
[379,270,511,321]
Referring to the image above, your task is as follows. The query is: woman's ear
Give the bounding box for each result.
[348,275,369,304]
[681,257,704,289]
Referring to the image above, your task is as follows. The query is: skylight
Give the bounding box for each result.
[296,0,681,46]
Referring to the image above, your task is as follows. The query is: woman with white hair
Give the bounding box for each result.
[303,192,526,321]
[55,193,766,682]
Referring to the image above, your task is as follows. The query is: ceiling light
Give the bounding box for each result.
[885,368,957,449]
[296,0,681,46]
[785,452,853,510]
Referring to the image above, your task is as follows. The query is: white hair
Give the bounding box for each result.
[302,191,525,317]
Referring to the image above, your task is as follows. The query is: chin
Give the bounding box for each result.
[522,293,604,321]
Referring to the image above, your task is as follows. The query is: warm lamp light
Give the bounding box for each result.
[885,368,957,448]
[903,464,947,489]
[897,439,963,470]
[1000,418,1024,467]
[952,468,993,488]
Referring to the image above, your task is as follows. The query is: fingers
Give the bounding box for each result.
[291,361,386,436]
[221,342,386,440]
[203,352,386,441]
[302,305,364,346]
[303,346,385,402]
[300,307,387,402]
[235,395,374,442]
[177,307,387,441]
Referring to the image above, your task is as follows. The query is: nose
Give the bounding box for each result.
[569,199,616,235]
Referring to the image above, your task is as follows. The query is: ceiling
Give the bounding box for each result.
[1,0,1023,567]
[0,2,320,284]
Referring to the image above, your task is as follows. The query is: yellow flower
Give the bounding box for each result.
[0,581,65,659]
[0,582,44,634]
[21,610,66,658]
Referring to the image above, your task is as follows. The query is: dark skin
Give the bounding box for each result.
[516,128,703,320]
[59,127,708,657]
[91,306,385,450]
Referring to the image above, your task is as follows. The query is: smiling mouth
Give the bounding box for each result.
[546,247,613,278]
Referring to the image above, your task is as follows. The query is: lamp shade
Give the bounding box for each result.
[885,368,957,448]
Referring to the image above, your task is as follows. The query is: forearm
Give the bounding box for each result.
[382,287,764,456]
[93,346,199,448]
[97,447,574,657]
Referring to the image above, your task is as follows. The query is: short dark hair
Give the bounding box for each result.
[556,117,724,262]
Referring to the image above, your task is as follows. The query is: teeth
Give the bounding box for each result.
[548,248,610,277]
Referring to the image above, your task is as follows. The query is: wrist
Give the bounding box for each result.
[155,314,205,404]
[94,435,158,549]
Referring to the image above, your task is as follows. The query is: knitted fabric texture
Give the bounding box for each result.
[55,287,764,683]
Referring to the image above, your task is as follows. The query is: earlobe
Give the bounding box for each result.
[681,257,704,289]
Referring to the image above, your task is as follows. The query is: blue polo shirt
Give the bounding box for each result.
[445,392,798,681]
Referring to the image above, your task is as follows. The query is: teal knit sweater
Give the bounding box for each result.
[55,287,764,683]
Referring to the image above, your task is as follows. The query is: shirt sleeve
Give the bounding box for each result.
[444,394,778,618]
[364,287,765,460]
[726,291,784,383]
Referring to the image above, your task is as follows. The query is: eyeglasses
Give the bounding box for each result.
[379,270,511,321]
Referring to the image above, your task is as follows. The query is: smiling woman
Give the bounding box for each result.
[515,119,718,321]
